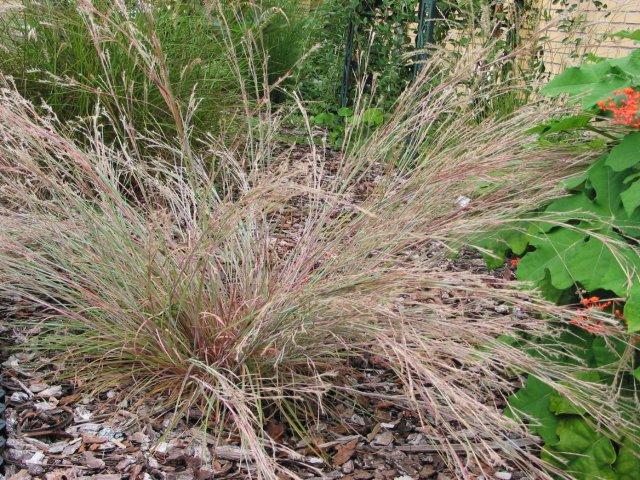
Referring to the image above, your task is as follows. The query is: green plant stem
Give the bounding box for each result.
[585,125,620,141]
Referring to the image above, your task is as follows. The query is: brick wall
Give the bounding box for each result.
[540,0,639,74]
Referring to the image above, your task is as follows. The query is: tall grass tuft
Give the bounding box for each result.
[0,0,309,139]
[0,8,637,480]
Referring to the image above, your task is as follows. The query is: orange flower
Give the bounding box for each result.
[570,315,608,335]
[509,257,520,268]
[595,300,612,310]
[569,295,617,335]
[579,296,612,311]
[597,87,640,128]
[580,296,601,307]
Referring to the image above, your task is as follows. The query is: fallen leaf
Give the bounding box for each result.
[353,471,374,480]
[45,470,77,480]
[342,460,355,474]
[265,420,285,442]
[84,451,106,469]
[7,470,32,480]
[10,392,29,403]
[38,385,63,398]
[371,430,394,447]
[59,393,81,406]
[333,439,357,467]
[26,451,45,464]
[28,382,49,394]
[82,433,108,445]
[47,441,68,454]
[130,431,150,444]
[62,438,82,456]
[34,400,56,412]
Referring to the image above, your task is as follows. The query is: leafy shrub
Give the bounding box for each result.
[0,0,308,138]
[483,43,640,480]
[296,0,418,107]
[488,46,640,330]
[295,0,551,150]
[311,105,384,147]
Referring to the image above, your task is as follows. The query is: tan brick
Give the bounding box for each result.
[537,0,639,71]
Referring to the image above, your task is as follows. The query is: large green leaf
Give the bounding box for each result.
[585,159,640,236]
[548,392,586,416]
[605,132,640,172]
[588,159,628,216]
[614,438,640,480]
[541,61,615,98]
[517,228,585,290]
[549,372,601,415]
[623,283,640,332]
[624,172,640,185]
[620,180,640,216]
[535,114,593,136]
[479,225,530,269]
[610,48,640,77]
[543,193,615,231]
[505,375,559,444]
[563,171,589,190]
[518,224,640,318]
[558,326,597,366]
[563,233,635,296]
[541,57,635,106]
[544,159,640,237]
[591,336,626,367]
[542,418,617,480]
[514,224,639,295]
[549,371,600,415]
[538,270,571,304]
[581,72,633,108]
[611,30,640,43]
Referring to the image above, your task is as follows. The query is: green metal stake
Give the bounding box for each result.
[340,15,356,108]
[404,0,438,163]
[412,0,437,79]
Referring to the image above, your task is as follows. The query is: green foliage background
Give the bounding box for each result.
[484,45,640,479]
[0,0,310,137]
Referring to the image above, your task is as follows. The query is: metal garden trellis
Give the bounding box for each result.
[340,0,438,107]
[413,0,438,78]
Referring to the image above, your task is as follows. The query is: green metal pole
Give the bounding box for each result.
[412,0,437,79]
[340,15,356,108]
[405,0,438,161]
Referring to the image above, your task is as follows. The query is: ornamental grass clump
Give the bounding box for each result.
[0,17,638,480]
